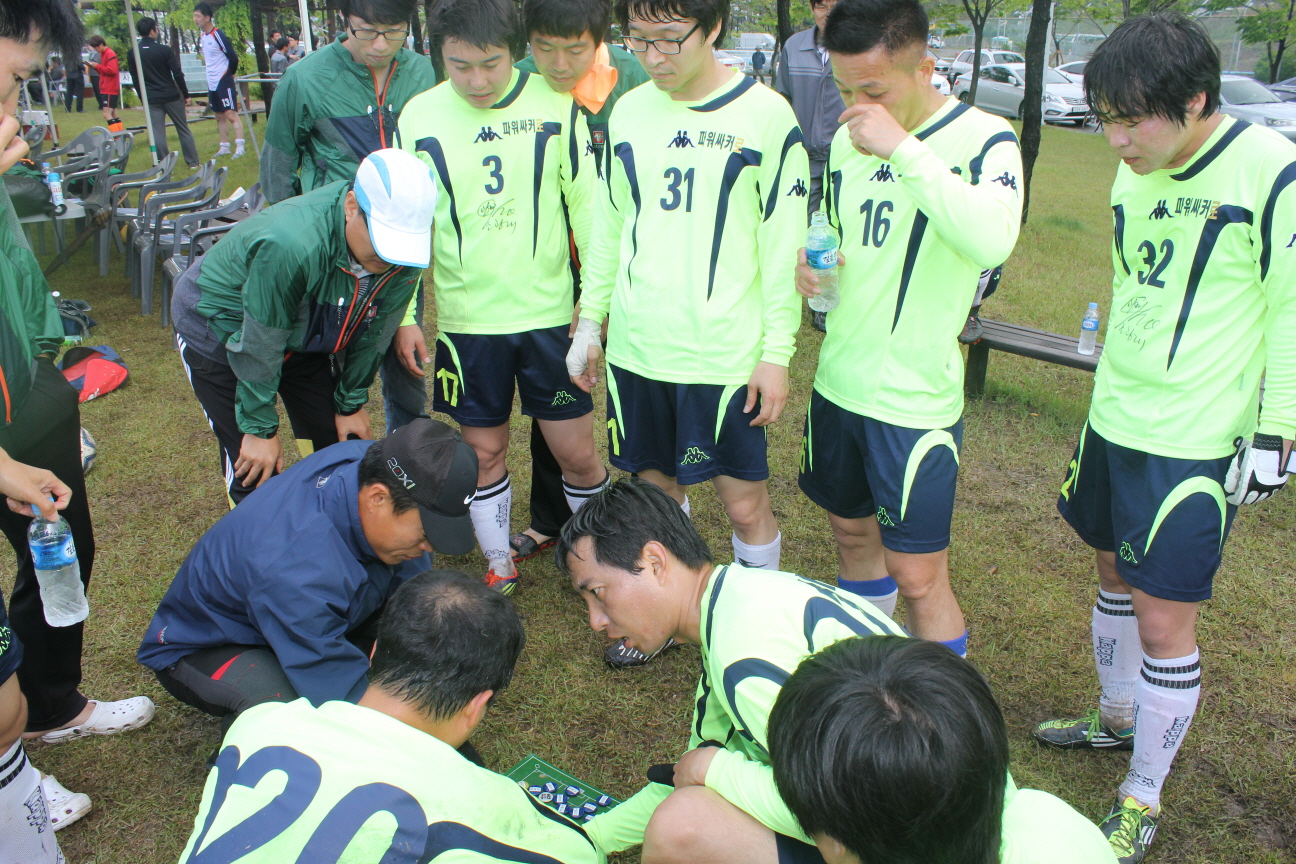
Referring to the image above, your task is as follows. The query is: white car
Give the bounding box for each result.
[953,63,1088,124]
[714,50,745,72]
[1055,60,1086,83]
[1218,73,1296,142]
[932,72,951,96]
[948,49,1026,82]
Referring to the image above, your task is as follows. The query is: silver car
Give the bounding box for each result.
[1218,74,1296,141]
[948,49,1026,83]
[953,63,1088,124]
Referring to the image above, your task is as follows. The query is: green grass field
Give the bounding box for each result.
[7,105,1295,863]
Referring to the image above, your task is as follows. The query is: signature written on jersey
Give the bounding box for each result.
[477,198,518,233]
[1112,295,1162,351]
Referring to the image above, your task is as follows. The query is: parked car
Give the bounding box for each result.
[1267,75,1296,102]
[953,63,1088,124]
[1218,73,1296,141]
[714,50,745,71]
[1055,60,1086,82]
[948,49,1026,82]
[930,51,952,77]
[932,72,951,96]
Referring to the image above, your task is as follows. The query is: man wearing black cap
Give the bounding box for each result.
[136,419,479,719]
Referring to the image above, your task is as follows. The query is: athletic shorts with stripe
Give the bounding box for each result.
[208,76,237,113]
[1057,421,1237,603]
[798,389,962,554]
[605,364,769,485]
[431,325,593,428]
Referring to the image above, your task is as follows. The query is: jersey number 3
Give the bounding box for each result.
[483,155,504,195]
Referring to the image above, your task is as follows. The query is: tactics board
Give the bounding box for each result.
[506,754,621,823]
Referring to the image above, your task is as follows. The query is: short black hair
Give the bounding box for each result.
[524,0,611,45]
[555,478,712,578]
[369,570,526,720]
[194,2,215,19]
[269,29,282,37]
[356,441,421,516]
[822,0,928,59]
[615,0,728,50]
[275,36,290,50]
[0,0,83,61]
[340,0,418,28]
[432,0,525,63]
[1085,12,1219,125]
[86,34,106,48]
[136,16,158,38]
[769,636,1009,864]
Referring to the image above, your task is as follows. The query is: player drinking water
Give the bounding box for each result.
[567,0,808,667]
[399,0,607,595]
[793,0,1021,654]
[1034,13,1296,863]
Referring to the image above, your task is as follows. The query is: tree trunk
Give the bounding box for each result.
[969,19,986,102]
[1274,39,1288,82]
[1020,0,1051,224]
[169,23,181,58]
[248,0,272,116]
[776,0,793,58]
[1122,0,1131,18]
[410,9,424,55]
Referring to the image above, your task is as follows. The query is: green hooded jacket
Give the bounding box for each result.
[0,183,63,427]
[182,181,420,438]
[260,39,437,204]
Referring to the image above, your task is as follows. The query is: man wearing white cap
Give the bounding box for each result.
[170,148,437,505]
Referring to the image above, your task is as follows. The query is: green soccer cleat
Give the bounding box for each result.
[1100,796,1159,863]
[1032,708,1134,751]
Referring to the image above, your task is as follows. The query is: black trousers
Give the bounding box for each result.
[64,75,83,112]
[176,337,339,505]
[0,359,93,732]
[527,417,571,538]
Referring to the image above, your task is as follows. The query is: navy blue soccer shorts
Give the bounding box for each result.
[1057,421,1237,602]
[798,389,962,554]
[0,591,23,686]
[432,325,593,428]
[208,76,237,113]
[605,364,769,485]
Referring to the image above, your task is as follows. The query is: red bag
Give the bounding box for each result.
[59,346,128,403]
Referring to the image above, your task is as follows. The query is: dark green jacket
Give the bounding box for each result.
[0,183,63,427]
[516,44,649,170]
[260,40,437,203]
[184,181,420,437]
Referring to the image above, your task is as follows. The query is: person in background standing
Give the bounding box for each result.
[192,1,245,158]
[84,35,120,129]
[287,34,306,62]
[62,51,82,111]
[751,46,766,82]
[128,17,200,169]
[270,36,291,76]
[776,0,844,332]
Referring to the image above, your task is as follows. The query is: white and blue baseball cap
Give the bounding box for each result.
[354,148,438,269]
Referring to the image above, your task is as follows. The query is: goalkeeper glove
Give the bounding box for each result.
[1224,434,1290,505]
[566,316,602,379]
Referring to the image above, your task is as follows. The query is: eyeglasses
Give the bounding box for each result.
[623,22,701,55]
[349,24,409,42]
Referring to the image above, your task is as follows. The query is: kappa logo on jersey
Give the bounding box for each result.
[991,171,1018,191]
[585,140,596,156]
[876,507,896,527]
[1287,233,1296,247]
[1119,541,1139,564]
[1175,197,1221,219]
[870,164,896,182]
[669,130,695,148]
[680,446,710,465]
[1149,199,1175,219]
[474,126,501,143]
[787,178,807,197]
[552,390,576,406]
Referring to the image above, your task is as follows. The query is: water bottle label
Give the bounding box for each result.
[32,536,76,569]
[1081,319,1099,331]
[807,247,837,270]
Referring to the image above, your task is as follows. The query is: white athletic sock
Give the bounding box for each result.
[1120,649,1201,808]
[680,495,691,518]
[732,531,781,570]
[1092,589,1140,729]
[216,143,231,153]
[562,470,610,514]
[0,741,62,863]
[470,474,512,567]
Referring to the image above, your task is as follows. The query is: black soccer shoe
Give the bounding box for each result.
[605,637,679,669]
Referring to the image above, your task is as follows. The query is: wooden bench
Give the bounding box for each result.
[964,318,1104,397]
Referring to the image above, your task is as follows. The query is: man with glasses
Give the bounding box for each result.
[261,0,438,437]
[568,0,807,667]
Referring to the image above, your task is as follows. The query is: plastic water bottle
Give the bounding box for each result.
[28,507,88,627]
[806,211,840,313]
[1078,302,1100,355]
[46,169,66,214]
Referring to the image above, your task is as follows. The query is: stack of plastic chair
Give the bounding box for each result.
[159,183,265,327]
[101,152,178,271]
[122,160,213,290]
[131,166,227,315]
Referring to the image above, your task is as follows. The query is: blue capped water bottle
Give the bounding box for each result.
[806,211,839,313]
[28,504,88,627]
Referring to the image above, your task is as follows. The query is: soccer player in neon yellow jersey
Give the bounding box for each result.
[1031,14,1296,864]
[397,0,608,595]
[567,0,809,666]
[557,481,1112,864]
[793,0,1022,654]
[177,571,604,863]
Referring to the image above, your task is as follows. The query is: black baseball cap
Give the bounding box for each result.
[377,419,478,555]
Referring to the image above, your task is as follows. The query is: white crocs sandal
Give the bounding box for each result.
[41,774,92,831]
[39,696,156,744]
